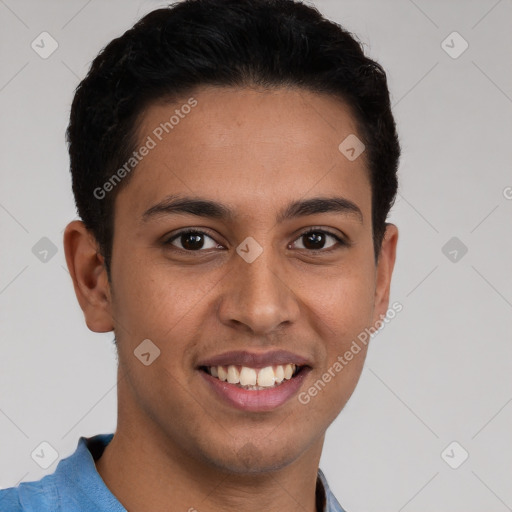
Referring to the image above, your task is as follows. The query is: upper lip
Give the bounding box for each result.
[197,350,312,369]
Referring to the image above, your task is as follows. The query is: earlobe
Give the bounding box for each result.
[373,223,399,324]
[63,220,114,333]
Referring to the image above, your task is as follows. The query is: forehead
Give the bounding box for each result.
[116,86,371,221]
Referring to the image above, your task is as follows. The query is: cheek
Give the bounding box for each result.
[110,252,221,334]
[294,259,374,409]
[296,261,375,337]
[298,339,369,430]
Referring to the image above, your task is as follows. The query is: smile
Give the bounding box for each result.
[197,349,312,411]
[200,364,303,390]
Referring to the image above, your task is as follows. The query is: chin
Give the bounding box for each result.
[201,434,308,475]
[215,453,297,475]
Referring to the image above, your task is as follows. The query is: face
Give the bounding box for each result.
[86,86,397,473]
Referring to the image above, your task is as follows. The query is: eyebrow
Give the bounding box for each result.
[141,194,363,224]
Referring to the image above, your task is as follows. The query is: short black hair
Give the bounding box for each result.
[67,0,400,276]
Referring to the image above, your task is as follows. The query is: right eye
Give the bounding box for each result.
[163,229,223,251]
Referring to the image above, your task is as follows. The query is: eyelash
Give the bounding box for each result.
[163,227,347,253]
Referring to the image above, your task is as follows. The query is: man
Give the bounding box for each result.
[0,0,399,510]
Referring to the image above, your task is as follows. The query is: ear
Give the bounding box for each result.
[372,223,398,324]
[63,220,114,333]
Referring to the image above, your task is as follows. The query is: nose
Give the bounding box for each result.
[217,249,300,335]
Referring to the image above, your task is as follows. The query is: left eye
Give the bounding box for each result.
[291,230,344,251]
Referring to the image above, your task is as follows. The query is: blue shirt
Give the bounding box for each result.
[0,433,346,511]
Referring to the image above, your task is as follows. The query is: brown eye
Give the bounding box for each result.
[165,230,219,251]
[292,229,345,251]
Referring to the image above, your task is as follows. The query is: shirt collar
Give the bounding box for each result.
[317,467,347,512]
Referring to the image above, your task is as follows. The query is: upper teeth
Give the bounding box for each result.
[208,364,297,387]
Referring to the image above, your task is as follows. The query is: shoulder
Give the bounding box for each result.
[0,433,118,512]
[0,474,57,511]
[0,485,23,511]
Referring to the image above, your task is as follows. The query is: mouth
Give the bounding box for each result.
[196,350,312,412]
[199,363,305,390]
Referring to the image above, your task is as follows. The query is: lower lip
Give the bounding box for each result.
[199,368,311,412]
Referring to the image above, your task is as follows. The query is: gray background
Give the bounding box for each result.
[1,0,511,510]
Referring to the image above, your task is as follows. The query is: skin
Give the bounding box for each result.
[64,86,398,512]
